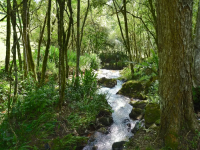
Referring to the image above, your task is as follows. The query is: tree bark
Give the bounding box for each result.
[41,0,51,84]
[64,0,73,79]
[57,0,65,109]
[76,0,81,79]
[37,12,47,69]
[5,0,11,73]
[157,0,199,148]
[11,0,18,100]
[22,0,37,80]
[123,0,134,79]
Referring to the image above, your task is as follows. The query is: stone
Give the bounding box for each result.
[129,100,148,109]
[112,141,126,150]
[97,117,113,127]
[144,103,160,128]
[117,80,147,100]
[131,119,145,134]
[98,77,117,88]
[97,109,112,118]
[97,127,109,134]
[129,108,144,120]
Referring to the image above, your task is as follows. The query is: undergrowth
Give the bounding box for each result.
[0,68,111,149]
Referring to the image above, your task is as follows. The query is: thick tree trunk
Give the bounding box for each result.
[41,0,51,84]
[5,0,11,73]
[157,0,198,148]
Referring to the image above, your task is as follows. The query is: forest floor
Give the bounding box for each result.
[126,122,200,150]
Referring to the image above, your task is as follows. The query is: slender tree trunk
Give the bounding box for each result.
[37,12,47,69]
[65,0,73,79]
[57,0,65,109]
[22,0,29,77]
[123,0,134,79]
[17,38,22,71]
[22,0,37,80]
[147,0,157,46]
[41,0,51,84]
[113,0,134,78]
[80,0,90,47]
[11,0,18,100]
[157,0,199,148]
[76,0,81,79]
[5,0,11,73]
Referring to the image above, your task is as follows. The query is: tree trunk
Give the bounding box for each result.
[41,0,51,84]
[76,0,81,79]
[57,0,65,109]
[113,0,134,78]
[157,0,199,148]
[123,0,134,79]
[37,12,47,70]
[65,0,73,79]
[11,0,18,100]
[5,0,11,73]
[22,0,37,80]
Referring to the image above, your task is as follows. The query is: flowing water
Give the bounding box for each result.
[83,69,137,150]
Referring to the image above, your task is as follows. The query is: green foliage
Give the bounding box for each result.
[51,134,87,150]
[33,47,101,73]
[192,87,200,111]
[66,69,112,129]
[0,78,59,149]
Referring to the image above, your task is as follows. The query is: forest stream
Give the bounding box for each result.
[83,69,137,150]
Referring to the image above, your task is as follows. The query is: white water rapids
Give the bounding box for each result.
[83,69,137,150]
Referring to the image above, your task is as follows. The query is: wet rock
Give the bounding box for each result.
[98,77,117,88]
[112,141,126,150]
[97,109,112,118]
[144,103,160,128]
[97,117,113,127]
[129,108,144,120]
[131,121,139,134]
[129,100,148,109]
[92,146,98,150]
[149,123,157,129]
[123,118,131,132]
[97,127,110,134]
[117,80,147,100]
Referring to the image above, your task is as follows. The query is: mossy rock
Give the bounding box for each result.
[129,108,144,120]
[117,80,147,100]
[112,141,126,150]
[97,109,112,118]
[98,77,117,88]
[144,103,160,128]
[129,100,148,109]
[97,116,113,127]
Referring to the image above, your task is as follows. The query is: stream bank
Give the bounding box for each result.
[83,69,137,150]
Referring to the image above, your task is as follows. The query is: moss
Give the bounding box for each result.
[165,132,179,150]
[117,80,147,100]
[98,77,117,88]
[130,100,148,109]
[129,108,144,120]
[144,103,160,128]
